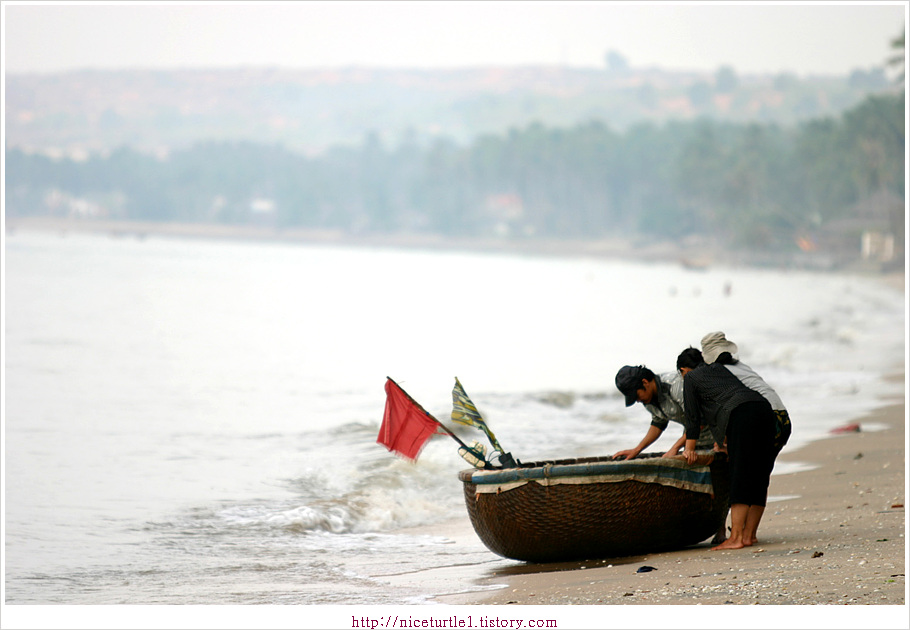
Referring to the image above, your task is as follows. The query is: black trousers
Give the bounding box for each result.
[726,399,777,507]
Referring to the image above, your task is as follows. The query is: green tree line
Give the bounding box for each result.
[5,91,904,254]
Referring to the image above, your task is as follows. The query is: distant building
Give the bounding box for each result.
[250,198,276,215]
[43,189,106,218]
[861,231,895,262]
[249,198,277,227]
[483,193,525,236]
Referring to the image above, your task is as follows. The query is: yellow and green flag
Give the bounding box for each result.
[451,377,504,453]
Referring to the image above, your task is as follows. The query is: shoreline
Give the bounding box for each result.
[431,373,906,615]
[5,216,905,276]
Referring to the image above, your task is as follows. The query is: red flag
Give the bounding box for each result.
[378,378,442,461]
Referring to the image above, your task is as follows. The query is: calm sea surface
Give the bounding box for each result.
[3,230,905,619]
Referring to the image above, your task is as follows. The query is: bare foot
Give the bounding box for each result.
[712,538,745,550]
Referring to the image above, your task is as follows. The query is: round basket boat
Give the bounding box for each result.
[458,452,730,563]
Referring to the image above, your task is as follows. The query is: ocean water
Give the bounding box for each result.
[3,230,906,615]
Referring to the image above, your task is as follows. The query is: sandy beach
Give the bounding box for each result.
[433,369,906,621]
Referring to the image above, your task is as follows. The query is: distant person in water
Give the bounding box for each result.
[678,344,781,551]
[612,365,716,461]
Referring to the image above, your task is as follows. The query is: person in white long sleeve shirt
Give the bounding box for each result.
[699,332,791,455]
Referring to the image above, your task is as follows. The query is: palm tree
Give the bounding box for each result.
[887,28,905,86]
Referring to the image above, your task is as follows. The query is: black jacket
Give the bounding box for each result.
[682,362,766,442]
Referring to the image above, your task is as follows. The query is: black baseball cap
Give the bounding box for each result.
[615,365,646,406]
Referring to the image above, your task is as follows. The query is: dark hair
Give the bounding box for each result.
[676,347,705,371]
[714,351,738,365]
[638,366,656,382]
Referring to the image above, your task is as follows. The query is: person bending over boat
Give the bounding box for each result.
[699,331,791,457]
[677,342,789,545]
[612,365,716,461]
[679,349,780,550]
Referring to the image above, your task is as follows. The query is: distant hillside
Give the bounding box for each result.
[5,64,895,157]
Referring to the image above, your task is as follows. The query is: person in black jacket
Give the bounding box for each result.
[678,349,779,550]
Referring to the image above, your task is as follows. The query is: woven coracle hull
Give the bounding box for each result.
[459,453,730,563]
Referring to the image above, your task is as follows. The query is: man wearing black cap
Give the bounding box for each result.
[612,364,715,460]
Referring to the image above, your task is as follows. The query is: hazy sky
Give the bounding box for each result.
[2,1,907,76]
